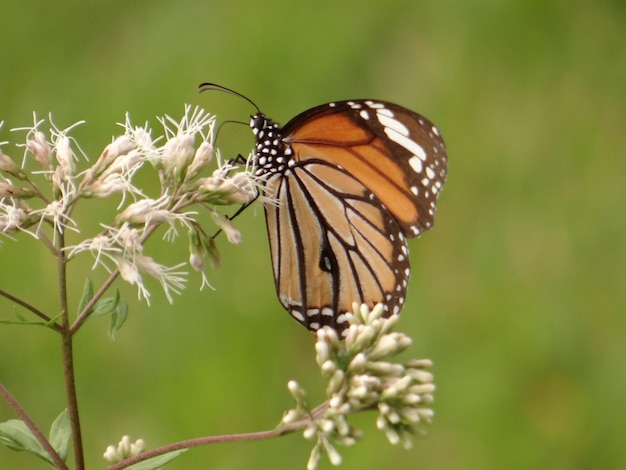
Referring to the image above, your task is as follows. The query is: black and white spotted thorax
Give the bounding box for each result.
[250,114,293,178]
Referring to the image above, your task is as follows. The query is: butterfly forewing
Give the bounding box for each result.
[283,100,447,237]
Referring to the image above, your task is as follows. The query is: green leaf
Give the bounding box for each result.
[0,311,60,330]
[108,300,128,342]
[91,291,121,318]
[77,278,94,316]
[0,419,54,465]
[48,409,71,461]
[124,449,188,470]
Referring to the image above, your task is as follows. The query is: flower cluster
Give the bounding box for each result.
[281,303,435,469]
[0,107,258,302]
[103,435,146,463]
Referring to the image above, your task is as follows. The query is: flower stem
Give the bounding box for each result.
[56,230,85,470]
[0,288,60,331]
[70,269,120,336]
[0,383,69,470]
[106,429,281,470]
[106,402,331,470]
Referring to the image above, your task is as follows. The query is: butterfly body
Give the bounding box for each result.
[250,100,447,334]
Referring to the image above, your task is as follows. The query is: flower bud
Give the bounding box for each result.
[93,135,136,176]
[55,135,75,175]
[186,141,213,180]
[162,135,195,184]
[0,182,34,198]
[0,151,26,179]
[26,131,52,169]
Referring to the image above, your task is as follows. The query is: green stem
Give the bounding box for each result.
[70,269,119,336]
[106,402,330,470]
[106,429,280,470]
[56,230,85,470]
[0,288,60,332]
[0,383,69,470]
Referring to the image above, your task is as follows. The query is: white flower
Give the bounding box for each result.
[65,233,122,269]
[12,113,51,169]
[282,303,435,468]
[49,115,87,177]
[0,200,30,236]
[134,255,187,303]
[30,193,79,240]
[103,435,146,463]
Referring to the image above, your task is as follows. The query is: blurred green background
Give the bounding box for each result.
[1,0,625,469]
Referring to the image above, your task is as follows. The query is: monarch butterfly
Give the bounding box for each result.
[200,84,447,334]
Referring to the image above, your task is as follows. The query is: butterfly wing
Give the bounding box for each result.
[263,159,410,332]
[254,99,447,333]
[282,100,447,237]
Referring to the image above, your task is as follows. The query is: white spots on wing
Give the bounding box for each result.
[307,308,319,317]
[379,113,427,162]
[322,255,332,271]
[432,125,440,136]
[377,113,409,136]
[309,322,320,329]
[359,109,370,120]
[291,310,305,322]
[376,107,395,118]
[365,100,385,109]
[426,166,436,179]
[411,185,419,195]
[386,129,427,161]
[409,156,423,173]
[321,307,334,317]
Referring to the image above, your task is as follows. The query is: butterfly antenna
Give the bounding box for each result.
[198,82,261,114]
[214,119,249,154]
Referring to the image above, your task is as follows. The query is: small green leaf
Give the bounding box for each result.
[0,419,54,465]
[77,278,94,316]
[124,449,188,470]
[1,310,60,330]
[91,291,121,318]
[49,409,71,461]
[108,300,128,342]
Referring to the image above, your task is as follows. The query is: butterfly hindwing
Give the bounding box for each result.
[263,160,409,331]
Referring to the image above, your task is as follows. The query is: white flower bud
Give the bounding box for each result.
[306,443,322,470]
[0,151,26,179]
[321,438,342,466]
[55,135,75,175]
[186,141,213,179]
[315,341,330,367]
[26,131,52,168]
[369,332,412,359]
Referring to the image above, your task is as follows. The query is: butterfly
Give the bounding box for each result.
[200,84,448,334]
